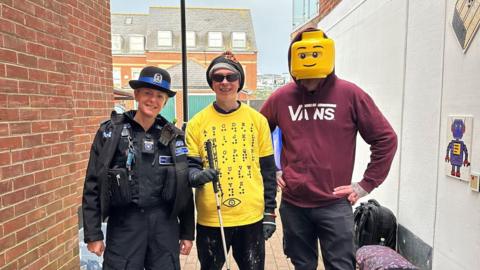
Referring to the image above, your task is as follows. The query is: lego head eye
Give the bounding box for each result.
[312,52,319,58]
[299,53,306,59]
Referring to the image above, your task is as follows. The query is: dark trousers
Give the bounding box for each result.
[196,220,265,270]
[280,199,355,270]
[103,205,180,270]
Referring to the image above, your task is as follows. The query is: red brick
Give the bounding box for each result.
[0,206,14,222]
[0,234,16,253]
[48,72,65,84]
[33,145,52,158]
[32,121,51,132]
[17,248,40,269]
[38,58,56,71]
[26,256,49,270]
[30,95,49,107]
[25,14,46,32]
[14,197,36,216]
[28,69,48,82]
[2,5,26,24]
[3,215,26,235]
[19,108,40,121]
[3,34,27,52]
[7,94,29,107]
[0,123,9,136]
[9,122,31,134]
[25,182,46,197]
[0,137,22,150]
[5,64,29,80]
[12,173,34,190]
[22,134,42,148]
[18,80,39,94]
[43,156,61,168]
[13,0,36,15]
[0,179,13,193]
[26,207,46,223]
[24,159,43,173]
[0,18,15,34]
[16,223,39,243]
[11,148,34,163]
[0,48,17,64]
[5,242,28,264]
[17,53,38,68]
[33,169,52,183]
[42,132,59,144]
[0,151,11,166]
[27,42,46,57]
[14,24,37,42]
[46,47,63,61]
[1,164,24,179]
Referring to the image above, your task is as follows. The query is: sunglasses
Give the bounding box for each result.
[211,73,240,83]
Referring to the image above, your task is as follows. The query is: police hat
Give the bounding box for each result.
[129,66,176,97]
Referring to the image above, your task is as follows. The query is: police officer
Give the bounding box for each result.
[82,66,194,270]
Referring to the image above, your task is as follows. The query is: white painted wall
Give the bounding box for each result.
[319,0,480,269]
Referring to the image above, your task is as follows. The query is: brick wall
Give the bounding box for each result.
[0,1,112,269]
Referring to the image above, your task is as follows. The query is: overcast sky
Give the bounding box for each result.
[110,0,292,74]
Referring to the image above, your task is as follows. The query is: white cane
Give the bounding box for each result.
[205,140,230,270]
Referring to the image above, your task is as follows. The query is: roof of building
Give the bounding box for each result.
[167,59,210,90]
[111,7,256,54]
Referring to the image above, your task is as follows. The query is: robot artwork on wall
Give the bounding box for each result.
[445,115,473,181]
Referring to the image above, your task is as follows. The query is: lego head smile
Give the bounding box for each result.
[290,30,335,79]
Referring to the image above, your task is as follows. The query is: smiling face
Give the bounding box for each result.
[211,68,240,102]
[134,87,168,119]
[290,30,335,79]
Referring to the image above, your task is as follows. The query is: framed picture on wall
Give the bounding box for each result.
[452,0,480,52]
[444,115,473,181]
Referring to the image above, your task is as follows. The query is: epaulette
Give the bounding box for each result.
[159,122,183,146]
[110,110,125,125]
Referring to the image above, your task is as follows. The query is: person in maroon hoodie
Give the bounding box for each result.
[260,28,398,270]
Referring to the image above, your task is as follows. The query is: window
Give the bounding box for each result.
[129,36,144,52]
[293,0,319,29]
[125,17,133,24]
[232,32,246,48]
[113,67,121,88]
[186,31,196,47]
[208,32,223,47]
[157,31,172,47]
[111,35,122,52]
[131,68,141,81]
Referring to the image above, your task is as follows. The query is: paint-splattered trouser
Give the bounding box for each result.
[280,199,356,270]
[196,220,265,270]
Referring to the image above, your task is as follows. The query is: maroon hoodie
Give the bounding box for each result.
[260,29,398,208]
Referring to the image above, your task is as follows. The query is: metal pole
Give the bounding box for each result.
[180,0,188,124]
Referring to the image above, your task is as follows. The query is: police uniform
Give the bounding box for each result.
[82,67,194,270]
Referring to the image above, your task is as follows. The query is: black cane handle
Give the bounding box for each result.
[205,140,219,193]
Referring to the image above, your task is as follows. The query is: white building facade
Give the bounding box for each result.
[318,1,480,269]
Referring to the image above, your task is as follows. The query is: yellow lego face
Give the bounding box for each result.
[290,30,335,79]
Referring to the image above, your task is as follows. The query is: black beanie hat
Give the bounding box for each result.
[206,51,245,91]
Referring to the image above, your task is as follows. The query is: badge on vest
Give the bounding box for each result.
[175,140,185,147]
[103,131,112,138]
[175,147,188,156]
[159,155,173,165]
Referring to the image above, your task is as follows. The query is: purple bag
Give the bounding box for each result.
[356,245,418,270]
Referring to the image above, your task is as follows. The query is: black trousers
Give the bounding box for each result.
[280,199,355,270]
[102,205,180,270]
[196,220,265,270]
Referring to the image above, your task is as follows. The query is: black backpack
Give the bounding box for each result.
[354,199,397,250]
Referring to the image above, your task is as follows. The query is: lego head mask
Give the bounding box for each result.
[290,30,335,79]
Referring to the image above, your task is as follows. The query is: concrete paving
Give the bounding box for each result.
[180,194,326,270]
